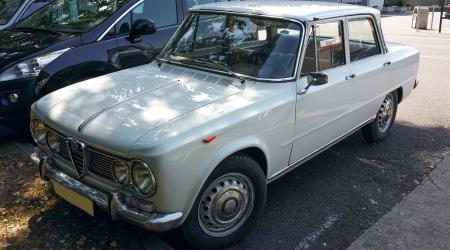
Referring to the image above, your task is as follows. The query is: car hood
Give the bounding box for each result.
[0,29,73,70]
[34,63,245,153]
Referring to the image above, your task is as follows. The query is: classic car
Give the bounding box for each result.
[0,0,51,30]
[0,0,233,134]
[30,1,419,248]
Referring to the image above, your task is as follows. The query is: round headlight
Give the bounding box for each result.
[131,161,156,196]
[46,131,60,152]
[31,118,46,145]
[112,160,129,185]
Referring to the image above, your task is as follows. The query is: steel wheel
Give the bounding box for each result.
[377,93,394,133]
[198,173,255,237]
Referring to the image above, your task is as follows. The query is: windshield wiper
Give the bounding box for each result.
[188,57,245,84]
[14,27,63,35]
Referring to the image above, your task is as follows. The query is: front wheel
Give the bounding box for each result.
[361,91,398,143]
[181,154,267,249]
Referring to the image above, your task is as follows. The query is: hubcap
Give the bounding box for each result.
[198,173,255,237]
[377,94,394,133]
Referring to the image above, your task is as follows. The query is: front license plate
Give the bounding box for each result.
[52,181,94,216]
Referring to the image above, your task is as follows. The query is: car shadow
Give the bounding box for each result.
[2,122,449,249]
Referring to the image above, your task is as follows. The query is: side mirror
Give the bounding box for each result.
[306,72,328,86]
[129,19,157,42]
[298,72,328,95]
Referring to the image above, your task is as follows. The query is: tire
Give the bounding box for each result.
[181,154,267,249]
[361,91,398,143]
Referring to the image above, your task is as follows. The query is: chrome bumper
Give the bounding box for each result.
[31,152,183,232]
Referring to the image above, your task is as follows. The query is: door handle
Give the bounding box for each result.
[383,61,392,67]
[346,73,356,80]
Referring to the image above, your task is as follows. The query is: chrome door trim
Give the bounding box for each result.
[268,116,375,183]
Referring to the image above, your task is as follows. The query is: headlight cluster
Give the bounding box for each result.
[113,160,157,196]
[0,48,70,81]
[31,117,157,196]
[30,117,60,153]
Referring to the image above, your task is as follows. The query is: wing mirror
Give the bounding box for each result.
[128,19,157,42]
[298,72,328,95]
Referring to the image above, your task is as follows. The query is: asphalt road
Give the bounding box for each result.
[1,13,450,249]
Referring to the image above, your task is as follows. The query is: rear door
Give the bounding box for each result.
[113,0,180,70]
[290,18,358,165]
[346,15,390,123]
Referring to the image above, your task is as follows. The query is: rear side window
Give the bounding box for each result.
[301,21,345,73]
[348,17,381,62]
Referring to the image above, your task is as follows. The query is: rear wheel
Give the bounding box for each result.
[181,154,266,249]
[361,91,398,143]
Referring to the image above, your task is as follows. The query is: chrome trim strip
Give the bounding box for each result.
[97,0,145,41]
[160,10,306,83]
[267,116,375,183]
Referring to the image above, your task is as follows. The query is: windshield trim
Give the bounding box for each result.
[162,10,306,82]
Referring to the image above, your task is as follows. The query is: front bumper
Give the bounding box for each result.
[31,152,183,232]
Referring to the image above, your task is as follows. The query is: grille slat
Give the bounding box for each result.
[53,134,117,183]
[87,150,116,182]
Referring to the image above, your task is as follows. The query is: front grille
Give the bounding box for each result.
[87,149,115,181]
[58,136,71,161]
[52,132,116,183]
[69,144,85,174]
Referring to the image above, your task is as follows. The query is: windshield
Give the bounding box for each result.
[16,0,128,34]
[0,0,26,25]
[161,12,303,80]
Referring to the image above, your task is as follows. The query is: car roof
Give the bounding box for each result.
[191,1,380,22]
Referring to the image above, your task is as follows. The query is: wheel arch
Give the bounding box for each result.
[182,137,270,221]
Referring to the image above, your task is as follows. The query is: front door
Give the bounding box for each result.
[290,19,359,165]
[113,0,180,70]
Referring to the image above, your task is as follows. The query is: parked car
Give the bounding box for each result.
[0,0,233,133]
[30,1,419,248]
[0,0,51,30]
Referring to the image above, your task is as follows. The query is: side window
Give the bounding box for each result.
[348,18,381,62]
[301,21,345,73]
[186,0,227,9]
[111,0,177,37]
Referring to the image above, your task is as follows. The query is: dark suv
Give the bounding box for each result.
[0,0,234,132]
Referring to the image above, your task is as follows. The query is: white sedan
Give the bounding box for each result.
[30,1,419,248]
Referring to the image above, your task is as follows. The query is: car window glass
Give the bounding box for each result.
[16,0,128,34]
[0,0,26,25]
[186,0,215,8]
[162,13,303,79]
[301,21,345,73]
[348,17,381,62]
[112,0,177,37]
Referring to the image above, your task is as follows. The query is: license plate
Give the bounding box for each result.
[52,181,94,216]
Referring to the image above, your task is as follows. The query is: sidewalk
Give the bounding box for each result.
[348,156,450,249]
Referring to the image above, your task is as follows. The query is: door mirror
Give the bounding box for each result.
[298,72,328,95]
[306,72,328,86]
[129,19,157,42]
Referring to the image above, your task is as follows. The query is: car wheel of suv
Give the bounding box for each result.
[181,154,266,249]
[362,91,398,143]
